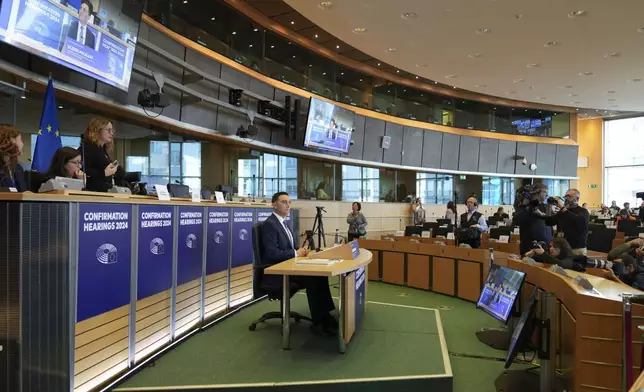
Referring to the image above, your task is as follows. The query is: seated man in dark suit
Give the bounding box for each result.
[65,0,96,49]
[260,192,337,334]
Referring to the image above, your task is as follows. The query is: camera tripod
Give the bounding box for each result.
[305,206,327,251]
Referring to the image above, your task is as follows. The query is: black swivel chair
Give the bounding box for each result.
[248,222,313,331]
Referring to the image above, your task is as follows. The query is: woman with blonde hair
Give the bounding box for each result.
[81,118,124,192]
[0,124,26,191]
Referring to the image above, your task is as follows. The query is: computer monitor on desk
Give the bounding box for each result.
[405,225,423,237]
[423,222,439,233]
[437,218,451,226]
[618,219,641,237]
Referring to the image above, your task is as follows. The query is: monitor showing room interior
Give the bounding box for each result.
[476,264,526,323]
[304,97,355,154]
[0,0,144,91]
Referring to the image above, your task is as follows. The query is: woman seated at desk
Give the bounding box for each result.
[46,147,84,179]
[80,118,125,192]
[0,124,26,191]
[524,237,574,269]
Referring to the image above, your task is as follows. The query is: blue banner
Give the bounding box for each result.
[137,206,174,300]
[206,207,230,274]
[14,0,66,50]
[231,208,255,268]
[177,206,204,285]
[355,267,366,330]
[77,203,132,322]
[256,210,272,222]
[350,240,360,259]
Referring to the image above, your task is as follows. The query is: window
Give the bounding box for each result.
[125,141,202,191]
[417,173,453,204]
[604,118,644,205]
[482,177,515,205]
[342,165,379,202]
[237,158,260,198]
[541,179,569,198]
[262,153,298,199]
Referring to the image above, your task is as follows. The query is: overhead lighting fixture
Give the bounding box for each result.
[292,55,296,58]
[544,41,559,47]
[270,45,275,48]
[415,76,419,79]
[416,63,428,67]
[58,105,63,109]
[513,78,525,83]
[336,45,340,49]
[404,89,407,92]
[322,72,326,75]
[476,28,490,34]
[253,28,258,32]
[453,86,456,89]
[385,48,397,52]
[231,31,236,35]
[474,84,487,88]
[309,64,312,67]
[396,70,400,73]
[569,93,578,97]
[341,72,344,75]
[526,63,540,68]
[401,12,418,19]
[568,10,587,18]
[563,85,573,89]
[353,27,367,34]
[211,17,215,21]
[359,79,363,81]
[604,52,620,58]
[182,0,187,3]
[249,44,253,48]
[290,21,295,25]
[314,34,319,38]
[377,63,381,66]
[445,74,456,79]
[434,81,438,84]
[608,90,616,93]
[579,72,594,76]
[638,27,644,33]
[319,1,333,9]
[468,53,482,58]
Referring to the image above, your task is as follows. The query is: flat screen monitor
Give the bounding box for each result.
[405,225,423,237]
[0,0,144,91]
[476,264,526,323]
[304,97,355,154]
[505,287,538,368]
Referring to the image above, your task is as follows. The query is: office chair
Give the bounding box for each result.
[167,183,190,198]
[248,222,312,331]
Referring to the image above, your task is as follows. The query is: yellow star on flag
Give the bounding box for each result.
[55,130,59,137]
[37,129,42,135]
[47,125,52,133]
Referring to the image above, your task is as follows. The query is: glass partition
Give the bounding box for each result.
[164,0,570,138]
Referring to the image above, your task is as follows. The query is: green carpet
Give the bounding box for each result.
[115,282,510,392]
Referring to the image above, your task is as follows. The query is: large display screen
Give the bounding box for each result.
[476,264,526,323]
[0,0,143,91]
[304,97,355,154]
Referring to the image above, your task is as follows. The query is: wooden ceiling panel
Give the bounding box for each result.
[271,12,316,31]
[297,26,335,43]
[343,49,373,63]
[244,0,293,18]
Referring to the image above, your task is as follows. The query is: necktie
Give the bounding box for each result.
[283,222,294,249]
[80,27,85,44]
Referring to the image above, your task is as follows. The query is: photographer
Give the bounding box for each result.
[607,237,644,262]
[543,189,590,256]
[512,183,553,255]
[525,238,575,270]
[601,254,644,290]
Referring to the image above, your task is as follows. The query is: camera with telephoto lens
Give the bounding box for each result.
[584,259,614,269]
[547,196,562,205]
[532,240,548,250]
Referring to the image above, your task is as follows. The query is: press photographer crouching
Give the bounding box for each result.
[601,237,644,289]
[512,183,553,255]
[542,189,590,256]
[524,238,574,269]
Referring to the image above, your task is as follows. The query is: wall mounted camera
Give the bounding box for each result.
[137,72,170,109]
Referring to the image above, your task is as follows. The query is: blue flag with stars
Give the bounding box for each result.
[32,79,62,172]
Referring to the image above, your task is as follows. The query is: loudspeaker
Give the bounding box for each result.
[292,98,301,140]
[229,89,243,106]
[284,95,291,139]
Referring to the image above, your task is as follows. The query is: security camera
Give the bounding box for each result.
[521,157,528,166]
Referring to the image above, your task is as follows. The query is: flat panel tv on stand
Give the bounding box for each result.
[475,264,526,350]
[0,0,144,91]
[303,97,355,154]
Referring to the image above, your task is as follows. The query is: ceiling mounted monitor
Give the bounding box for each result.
[304,97,355,154]
[0,0,144,91]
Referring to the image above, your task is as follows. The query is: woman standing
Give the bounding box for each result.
[347,202,367,241]
[81,118,125,192]
[0,124,26,191]
[445,201,457,225]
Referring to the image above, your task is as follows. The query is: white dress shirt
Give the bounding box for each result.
[77,23,86,44]
[273,212,296,258]
[466,211,489,232]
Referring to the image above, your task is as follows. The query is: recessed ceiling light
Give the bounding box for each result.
[513,78,525,83]
[434,81,438,84]
[568,10,587,18]
[359,79,363,81]
[571,101,581,104]
[292,55,296,58]
[232,31,236,35]
[468,53,482,58]
[604,52,620,58]
[607,90,616,93]
[416,63,428,67]
[58,105,63,109]
[453,86,456,89]
[309,64,312,67]
[290,21,295,25]
[377,63,381,66]
[353,27,367,34]
[322,72,326,75]
[415,76,419,79]
[248,44,253,48]
[336,45,340,49]
[526,63,540,68]
[544,41,559,47]
[403,89,407,92]
[314,34,319,38]
[569,93,578,97]
[385,48,397,52]
[445,74,456,79]
[270,45,275,48]
[476,28,490,34]
[401,12,418,19]
[319,1,332,8]
[578,72,594,76]
[474,84,487,88]
[182,0,187,3]
[211,17,215,21]
[340,72,344,75]
[630,78,642,82]
[524,109,528,112]
[396,70,400,73]
[505,91,516,95]
[253,28,259,32]
[537,97,547,100]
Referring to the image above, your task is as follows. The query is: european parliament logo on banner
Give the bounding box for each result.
[32,79,62,172]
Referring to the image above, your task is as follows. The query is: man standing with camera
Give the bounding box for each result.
[544,188,590,255]
[513,183,553,255]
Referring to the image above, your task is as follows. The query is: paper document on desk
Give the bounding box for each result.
[296,258,342,265]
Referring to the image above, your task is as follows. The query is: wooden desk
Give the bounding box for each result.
[264,245,372,353]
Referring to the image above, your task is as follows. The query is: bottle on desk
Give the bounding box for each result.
[334,229,341,246]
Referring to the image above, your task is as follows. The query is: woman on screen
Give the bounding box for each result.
[81,118,125,192]
[46,147,84,179]
[0,124,26,191]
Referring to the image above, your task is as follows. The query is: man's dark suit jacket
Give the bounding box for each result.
[260,213,297,267]
[66,20,96,49]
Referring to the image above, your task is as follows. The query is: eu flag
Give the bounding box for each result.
[32,79,62,173]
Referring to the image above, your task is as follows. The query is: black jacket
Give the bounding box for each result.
[544,206,590,249]
[532,252,574,270]
[80,142,125,192]
[0,164,27,191]
[512,206,553,255]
